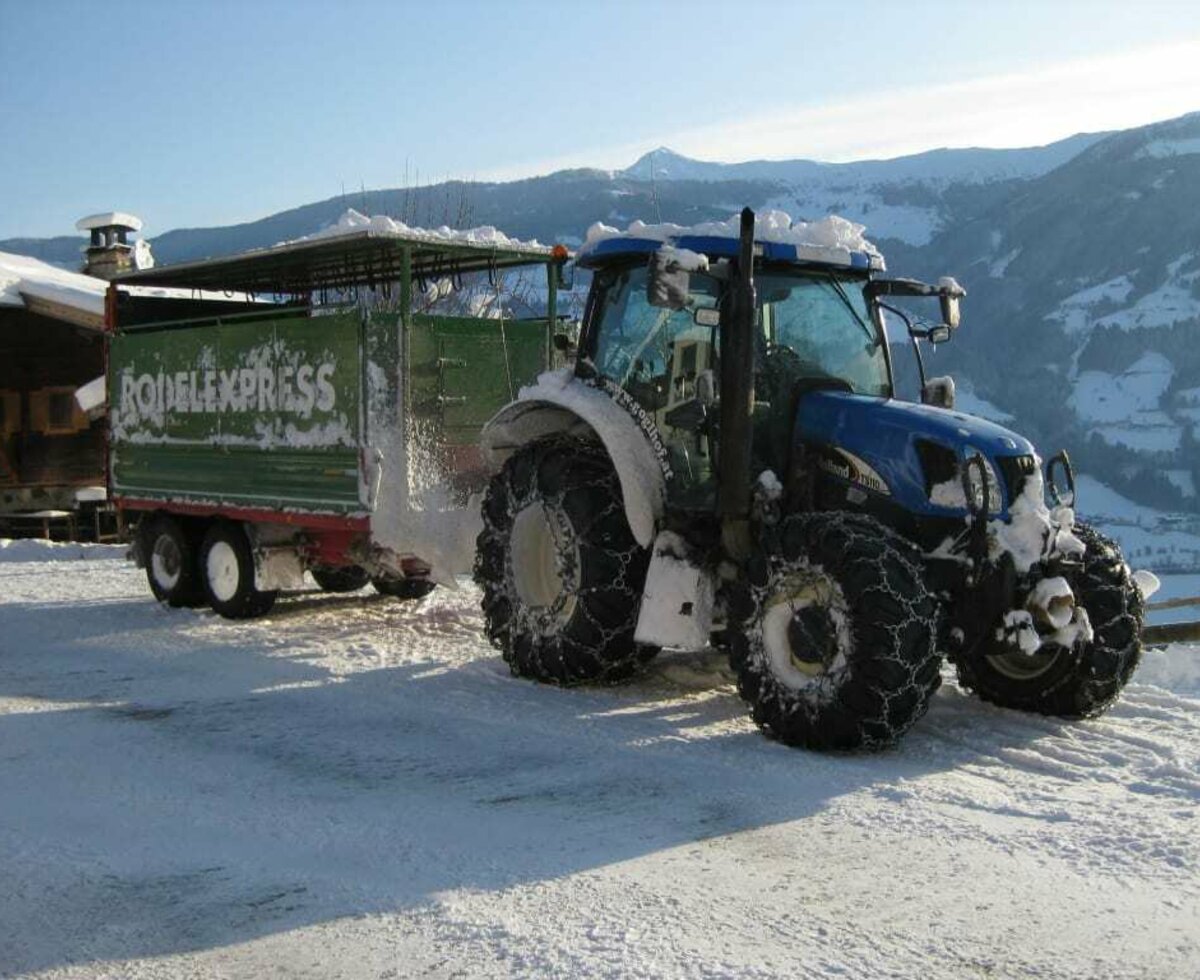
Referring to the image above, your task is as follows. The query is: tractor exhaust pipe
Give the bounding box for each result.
[719,207,757,560]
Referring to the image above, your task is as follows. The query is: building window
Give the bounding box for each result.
[30,387,86,435]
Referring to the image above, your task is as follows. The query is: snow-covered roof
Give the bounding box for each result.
[293,208,552,254]
[0,250,107,328]
[76,211,143,232]
[578,209,885,272]
[118,209,563,296]
[1,250,272,331]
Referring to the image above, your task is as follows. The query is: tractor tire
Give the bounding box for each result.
[199,521,277,620]
[142,513,206,608]
[311,565,370,593]
[371,575,436,600]
[955,523,1144,717]
[725,511,942,750]
[474,437,656,685]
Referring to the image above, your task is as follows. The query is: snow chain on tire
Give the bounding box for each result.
[955,522,1144,717]
[725,511,942,750]
[474,437,656,685]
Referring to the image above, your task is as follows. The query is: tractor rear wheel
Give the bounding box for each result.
[725,511,942,750]
[955,523,1144,717]
[474,437,656,685]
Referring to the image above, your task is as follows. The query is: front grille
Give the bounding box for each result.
[996,454,1037,505]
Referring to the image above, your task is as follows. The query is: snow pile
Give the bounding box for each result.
[0,539,125,563]
[0,250,106,317]
[296,208,550,253]
[580,209,883,263]
[657,244,708,272]
[989,469,1085,574]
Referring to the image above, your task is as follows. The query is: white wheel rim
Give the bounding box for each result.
[151,534,182,590]
[987,647,1062,681]
[206,540,241,603]
[510,502,578,625]
[760,571,851,692]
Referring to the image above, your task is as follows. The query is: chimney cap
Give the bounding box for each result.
[76,211,143,233]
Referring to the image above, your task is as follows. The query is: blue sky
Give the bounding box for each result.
[2,0,1199,239]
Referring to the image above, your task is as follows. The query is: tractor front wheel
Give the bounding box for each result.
[955,523,1144,717]
[725,512,942,750]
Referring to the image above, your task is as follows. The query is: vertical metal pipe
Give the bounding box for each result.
[719,208,757,559]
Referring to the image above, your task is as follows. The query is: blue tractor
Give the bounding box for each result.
[475,208,1145,750]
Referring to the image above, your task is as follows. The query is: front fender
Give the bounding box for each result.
[480,370,666,548]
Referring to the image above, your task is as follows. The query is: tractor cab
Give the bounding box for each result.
[574,217,955,515]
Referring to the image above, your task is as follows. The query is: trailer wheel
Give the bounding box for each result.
[956,523,1144,717]
[371,575,436,600]
[200,522,277,619]
[725,511,941,750]
[311,565,370,593]
[474,437,655,685]
[142,513,206,608]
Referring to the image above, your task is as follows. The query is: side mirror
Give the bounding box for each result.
[552,333,573,352]
[647,250,691,310]
[927,324,951,345]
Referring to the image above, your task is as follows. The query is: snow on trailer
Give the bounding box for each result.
[108,211,571,617]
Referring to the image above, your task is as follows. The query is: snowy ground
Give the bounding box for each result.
[1,543,1197,979]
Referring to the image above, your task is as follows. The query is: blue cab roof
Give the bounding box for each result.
[577,234,884,273]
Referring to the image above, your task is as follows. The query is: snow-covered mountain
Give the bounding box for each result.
[621,135,1107,245]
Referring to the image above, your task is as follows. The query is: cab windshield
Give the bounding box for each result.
[589,264,890,398]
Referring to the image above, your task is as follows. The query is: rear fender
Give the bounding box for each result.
[480,370,666,548]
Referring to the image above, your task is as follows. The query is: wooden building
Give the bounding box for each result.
[0,250,108,536]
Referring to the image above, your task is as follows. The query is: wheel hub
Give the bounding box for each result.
[509,502,579,626]
[206,540,241,603]
[786,605,840,675]
[760,572,851,690]
[151,534,182,590]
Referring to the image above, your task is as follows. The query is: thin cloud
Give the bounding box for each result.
[483,39,1200,180]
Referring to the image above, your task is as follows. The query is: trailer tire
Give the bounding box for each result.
[725,511,941,750]
[371,575,436,600]
[956,523,1144,717]
[474,437,655,685]
[142,513,206,608]
[200,521,277,619]
[311,565,370,593]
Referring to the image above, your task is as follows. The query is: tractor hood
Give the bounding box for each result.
[795,390,1037,516]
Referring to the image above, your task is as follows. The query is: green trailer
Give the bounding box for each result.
[108,222,569,617]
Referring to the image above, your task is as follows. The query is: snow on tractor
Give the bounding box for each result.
[476,208,1148,750]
